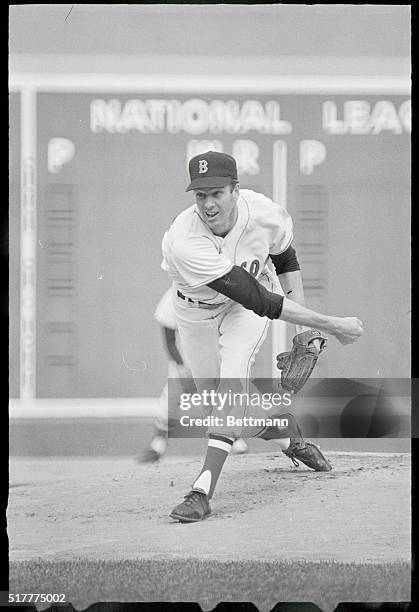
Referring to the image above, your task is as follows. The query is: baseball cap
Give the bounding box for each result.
[186,151,238,192]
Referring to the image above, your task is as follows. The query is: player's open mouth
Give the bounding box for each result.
[205,211,219,220]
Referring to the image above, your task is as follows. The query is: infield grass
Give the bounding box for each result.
[10,558,410,611]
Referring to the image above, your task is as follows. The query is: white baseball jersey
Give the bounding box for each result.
[161,189,293,303]
[154,287,188,373]
[154,287,178,330]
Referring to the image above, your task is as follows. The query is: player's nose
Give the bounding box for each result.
[204,199,217,210]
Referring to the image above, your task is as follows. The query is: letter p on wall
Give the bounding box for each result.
[48,138,75,174]
[299,140,327,175]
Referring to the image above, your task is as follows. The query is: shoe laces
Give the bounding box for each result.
[183,490,205,505]
[284,439,304,466]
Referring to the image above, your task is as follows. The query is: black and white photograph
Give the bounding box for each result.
[8,4,411,611]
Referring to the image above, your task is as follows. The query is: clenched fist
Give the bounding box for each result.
[332,317,364,345]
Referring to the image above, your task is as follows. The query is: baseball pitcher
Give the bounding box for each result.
[161,151,363,522]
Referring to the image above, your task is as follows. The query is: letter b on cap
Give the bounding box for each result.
[198,159,208,174]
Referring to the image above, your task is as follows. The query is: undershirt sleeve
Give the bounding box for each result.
[207,265,284,320]
[162,327,183,365]
[269,244,301,275]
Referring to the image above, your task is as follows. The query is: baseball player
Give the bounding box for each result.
[162,151,363,522]
[137,287,249,462]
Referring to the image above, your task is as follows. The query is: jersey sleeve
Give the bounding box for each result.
[269,204,294,255]
[154,288,177,329]
[170,235,234,288]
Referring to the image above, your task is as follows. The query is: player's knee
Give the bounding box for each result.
[207,424,243,439]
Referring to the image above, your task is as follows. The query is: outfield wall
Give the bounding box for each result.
[9,6,411,401]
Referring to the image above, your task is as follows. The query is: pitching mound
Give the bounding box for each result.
[8,452,410,610]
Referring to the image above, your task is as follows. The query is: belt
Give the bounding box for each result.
[177,290,223,308]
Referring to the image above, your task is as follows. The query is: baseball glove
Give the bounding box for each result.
[276,329,327,394]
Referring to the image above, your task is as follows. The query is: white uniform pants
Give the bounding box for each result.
[173,290,270,437]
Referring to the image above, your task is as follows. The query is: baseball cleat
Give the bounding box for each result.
[231,438,249,455]
[136,434,167,463]
[278,413,332,471]
[136,447,162,463]
[283,439,332,471]
[170,489,211,523]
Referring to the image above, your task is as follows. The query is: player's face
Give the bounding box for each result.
[194,184,239,236]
